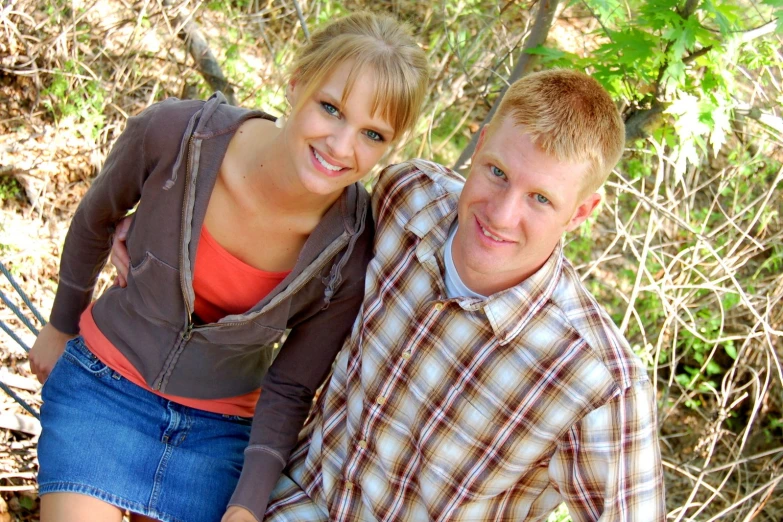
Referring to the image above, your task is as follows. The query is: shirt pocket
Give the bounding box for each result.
[126,251,184,325]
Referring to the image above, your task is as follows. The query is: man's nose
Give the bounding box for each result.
[485,191,522,229]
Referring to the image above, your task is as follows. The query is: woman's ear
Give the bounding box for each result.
[286,78,296,104]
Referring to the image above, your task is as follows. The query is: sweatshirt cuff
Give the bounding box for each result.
[228,447,286,521]
[49,282,93,335]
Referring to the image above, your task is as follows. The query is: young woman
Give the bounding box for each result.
[29,12,428,522]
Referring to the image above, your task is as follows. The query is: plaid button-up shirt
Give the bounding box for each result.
[266,160,665,521]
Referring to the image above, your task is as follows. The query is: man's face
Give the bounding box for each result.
[453,116,601,296]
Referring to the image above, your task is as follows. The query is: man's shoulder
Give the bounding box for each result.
[376,159,464,197]
[372,159,464,224]
[550,258,651,389]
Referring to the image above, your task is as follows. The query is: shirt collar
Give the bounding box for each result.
[481,241,564,345]
[405,190,460,264]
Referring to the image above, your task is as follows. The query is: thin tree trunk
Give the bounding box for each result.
[163,0,237,105]
[453,0,560,174]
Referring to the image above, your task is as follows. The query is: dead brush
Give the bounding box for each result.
[0,0,781,520]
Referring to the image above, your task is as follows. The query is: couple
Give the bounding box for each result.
[30,10,665,522]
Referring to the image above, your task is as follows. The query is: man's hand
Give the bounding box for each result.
[29,323,75,383]
[221,506,258,522]
[111,215,133,287]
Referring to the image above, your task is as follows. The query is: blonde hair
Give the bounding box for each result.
[289,12,429,142]
[490,69,625,194]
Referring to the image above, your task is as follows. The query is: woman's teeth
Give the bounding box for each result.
[313,149,343,172]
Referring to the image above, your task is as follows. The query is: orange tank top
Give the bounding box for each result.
[81,227,291,417]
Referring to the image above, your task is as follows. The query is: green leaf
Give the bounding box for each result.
[597,29,658,72]
[640,0,682,29]
[722,293,740,310]
[704,0,742,33]
[676,373,694,388]
[706,360,723,376]
[664,57,686,84]
[724,342,738,360]
[19,495,35,510]
[584,0,628,26]
[525,46,579,66]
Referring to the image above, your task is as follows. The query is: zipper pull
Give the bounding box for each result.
[182,321,193,341]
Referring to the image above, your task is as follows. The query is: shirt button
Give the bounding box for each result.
[401,351,411,360]
[434,303,444,311]
[357,440,368,449]
[376,395,387,406]
[345,481,354,491]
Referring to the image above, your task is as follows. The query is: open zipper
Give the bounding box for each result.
[153,132,355,392]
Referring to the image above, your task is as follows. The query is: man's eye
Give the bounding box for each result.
[365,129,384,142]
[321,102,340,116]
[490,165,506,179]
[535,193,550,204]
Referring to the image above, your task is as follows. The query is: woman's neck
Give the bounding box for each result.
[234,119,343,219]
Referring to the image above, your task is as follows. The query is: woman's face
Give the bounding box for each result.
[284,61,396,198]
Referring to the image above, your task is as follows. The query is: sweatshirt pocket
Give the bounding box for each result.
[127,251,184,325]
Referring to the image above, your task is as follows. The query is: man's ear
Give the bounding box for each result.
[565,192,601,232]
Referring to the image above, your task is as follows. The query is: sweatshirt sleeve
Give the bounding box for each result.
[228,217,374,521]
[49,104,161,334]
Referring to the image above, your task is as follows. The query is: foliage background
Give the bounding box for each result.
[0,0,782,520]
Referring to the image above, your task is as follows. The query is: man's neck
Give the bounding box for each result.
[444,223,487,299]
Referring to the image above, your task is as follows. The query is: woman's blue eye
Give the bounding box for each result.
[365,130,384,142]
[535,193,550,204]
[322,102,339,116]
[490,165,506,179]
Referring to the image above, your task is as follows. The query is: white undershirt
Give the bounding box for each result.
[443,223,486,299]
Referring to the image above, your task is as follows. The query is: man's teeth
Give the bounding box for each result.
[480,224,505,242]
[313,149,343,172]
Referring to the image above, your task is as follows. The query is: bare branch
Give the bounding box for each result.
[162,0,237,105]
[290,0,310,43]
[453,0,561,174]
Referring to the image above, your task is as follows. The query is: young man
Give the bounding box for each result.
[253,69,665,521]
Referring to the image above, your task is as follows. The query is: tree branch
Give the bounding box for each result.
[162,0,237,105]
[453,0,561,174]
[291,0,310,43]
[625,0,711,140]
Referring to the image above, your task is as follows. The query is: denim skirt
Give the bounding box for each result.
[37,337,252,522]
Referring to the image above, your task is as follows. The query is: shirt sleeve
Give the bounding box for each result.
[228,221,374,521]
[49,103,163,334]
[549,379,666,521]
